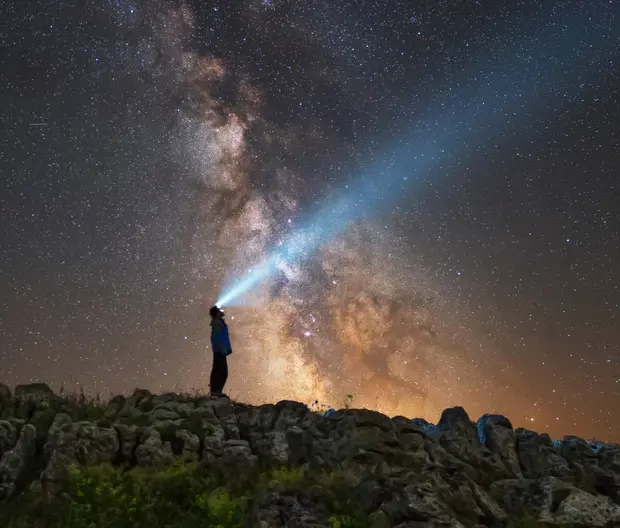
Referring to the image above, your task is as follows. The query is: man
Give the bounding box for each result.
[209,305,233,397]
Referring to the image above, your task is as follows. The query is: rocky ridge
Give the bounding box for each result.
[0,382,619,527]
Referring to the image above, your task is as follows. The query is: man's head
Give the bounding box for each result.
[209,305,225,319]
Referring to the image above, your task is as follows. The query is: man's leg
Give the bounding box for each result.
[210,354,224,394]
[220,355,228,394]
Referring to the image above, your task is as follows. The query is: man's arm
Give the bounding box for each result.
[211,319,229,355]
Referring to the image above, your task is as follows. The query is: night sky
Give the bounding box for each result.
[1,0,619,441]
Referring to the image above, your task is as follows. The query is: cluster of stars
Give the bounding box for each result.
[0,0,618,441]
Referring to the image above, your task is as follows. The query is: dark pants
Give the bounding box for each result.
[210,353,228,394]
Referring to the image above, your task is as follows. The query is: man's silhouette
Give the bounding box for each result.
[209,305,232,396]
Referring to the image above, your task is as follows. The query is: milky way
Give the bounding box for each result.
[1,0,619,441]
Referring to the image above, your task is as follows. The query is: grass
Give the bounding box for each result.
[0,462,371,528]
[309,394,355,416]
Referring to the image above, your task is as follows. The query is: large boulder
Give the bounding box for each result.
[0,384,12,419]
[148,407,181,423]
[382,480,461,526]
[555,435,618,499]
[103,395,126,419]
[175,429,200,461]
[123,389,153,413]
[490,476,620,526]
[476,414,521,477]
[546,486,620,526]
[0,420,18,457]
[113,423,142,463]
[254,491,326,527]
[40,413,119,490]
[240,400,314,466]
[14,383,55,420]
[134,428,174,468]
[219,439,258,473]
[28,408,58,444]
[434,408,481,460]
[595,442,620,500]
[0,424,36,500]
[516,429,571,479]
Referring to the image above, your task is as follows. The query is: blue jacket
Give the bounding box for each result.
[210,318,232,356]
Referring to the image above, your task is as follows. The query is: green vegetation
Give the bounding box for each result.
[309,393,355,415]
[0,462,371,528]
[57,385,107,423]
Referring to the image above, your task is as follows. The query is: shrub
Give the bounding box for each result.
[0,462,371,527]
[0,462,248,528]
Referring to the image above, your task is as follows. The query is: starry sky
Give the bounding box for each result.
[1,0,619,441]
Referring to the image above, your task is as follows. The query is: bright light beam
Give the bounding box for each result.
[217,4,619,307]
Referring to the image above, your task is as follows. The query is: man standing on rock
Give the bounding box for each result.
[209,305,233,397]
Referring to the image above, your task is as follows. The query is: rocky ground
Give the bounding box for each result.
[0,382,618,527]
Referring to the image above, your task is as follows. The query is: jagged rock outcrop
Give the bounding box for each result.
[0,382,618,527]
[0,424,36,500]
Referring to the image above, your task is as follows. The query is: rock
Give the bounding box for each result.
[29,408,57,442]
[152,400,194,418]
[0,424,36,500]
[253,430,288,466]
[409,418,441,439]
[148,408,181,422]
[14,383,55,419]
[123,389,153,411]
[516,429,571,479]
[0,384,11,402]
[287,425,313,466]
[104,395,126,419]
[545,485,620,526]
[254,491,326,527]
[113,423,141,463]
[394,523,465,528]
[39,413,120,491]
[151,393,178,407]
[43,413,74,461]
[383,481,458,524]
[468,480,507,522]
[368,509,391,528]
[438,408,475,431]
[476,414,512,441]
[202,420,226,461]
[433,408,481,462]
[135,428,173,468]
[488,475,620,525]
[476,414,521,477]
[392,416,426,435]
[596,442,620,500]
[437,407,479,444]
[219,439,258,473]
[427,408,511,486]
[489,478,545,517]
[273,400,310,430]
[346,408,395,432]
[0,384,12,419]
[199,395,235,419]
[175,429,200,461]
[554,435,618,499]
[0,382,619,526]
[0,420,18,456]
[72,422,119,465]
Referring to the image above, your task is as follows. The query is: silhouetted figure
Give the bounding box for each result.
[209,305,232,396]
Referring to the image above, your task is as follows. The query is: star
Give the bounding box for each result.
[1,0,619,442]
